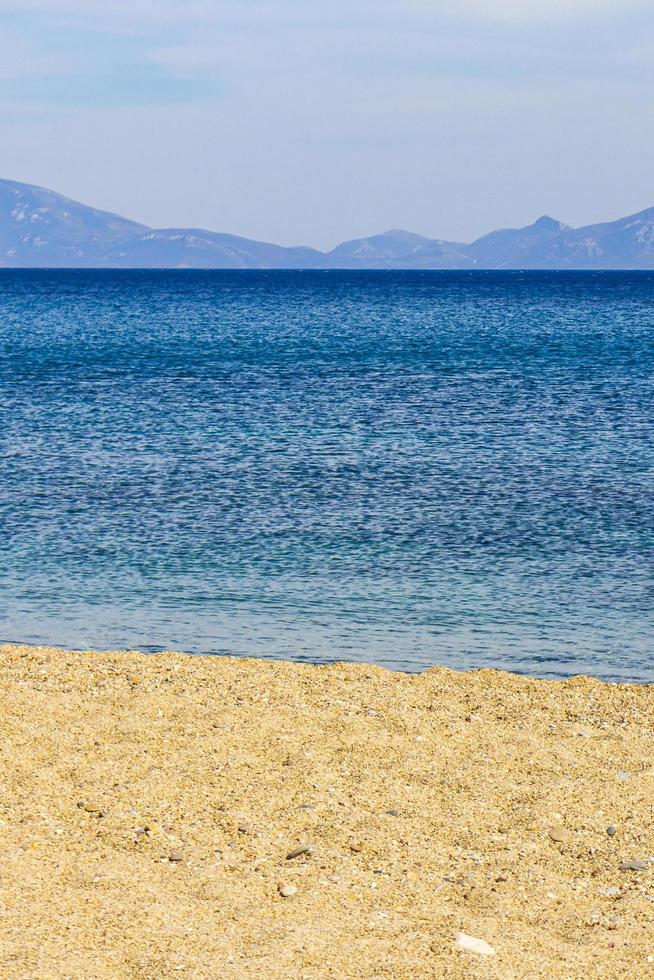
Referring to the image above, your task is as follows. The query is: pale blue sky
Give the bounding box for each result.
[1,1,653,247]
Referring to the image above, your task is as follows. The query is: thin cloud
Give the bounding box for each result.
[2,0,649,21]
[440,0,647,21]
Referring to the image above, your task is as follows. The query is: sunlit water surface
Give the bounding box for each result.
[1,270,652,680]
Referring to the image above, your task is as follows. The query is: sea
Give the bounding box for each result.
[1,270,652,681]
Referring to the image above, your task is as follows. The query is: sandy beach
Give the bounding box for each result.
[1,644,653,978]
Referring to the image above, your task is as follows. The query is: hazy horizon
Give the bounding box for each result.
[1,1,653,249]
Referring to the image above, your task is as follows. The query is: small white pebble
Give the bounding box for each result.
[277,883,297,898]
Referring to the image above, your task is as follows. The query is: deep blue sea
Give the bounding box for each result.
[1,270,652,680]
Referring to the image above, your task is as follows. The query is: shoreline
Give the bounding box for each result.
[1,643,653,978]
[2,637,650,686]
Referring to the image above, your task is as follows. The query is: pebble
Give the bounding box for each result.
[78,803,105,816]
[618,771,630,781]
[607,825,618,837]
[620,860,650,871]
[605,887,620,897]
[385,809,399,816]
[548,825,571,844]
[237,823,251,834]
[286,844,312,860]
[168,852,183,863]
[454,932,496,956]
[277,883,297,898]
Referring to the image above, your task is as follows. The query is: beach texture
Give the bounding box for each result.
[1,645,653,979]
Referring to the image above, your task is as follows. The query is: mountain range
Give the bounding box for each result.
[2,178,654,269]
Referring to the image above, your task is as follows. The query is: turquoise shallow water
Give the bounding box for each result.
[1,270,652,680]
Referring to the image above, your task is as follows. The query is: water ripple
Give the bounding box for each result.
[0,270,652,681]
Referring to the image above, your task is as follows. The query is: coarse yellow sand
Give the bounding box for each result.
[1,644,653,979]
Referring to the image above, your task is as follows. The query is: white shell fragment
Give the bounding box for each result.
[454,932,496,956]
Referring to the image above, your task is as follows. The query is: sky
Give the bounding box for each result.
[0,1,653,248]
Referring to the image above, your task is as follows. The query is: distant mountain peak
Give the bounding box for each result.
[382,228,427,239]
[531,215,568,231]
[1,178,654,269]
